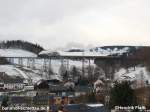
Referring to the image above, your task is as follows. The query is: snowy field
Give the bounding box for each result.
[0,49,37,57]
[0,65,42,83]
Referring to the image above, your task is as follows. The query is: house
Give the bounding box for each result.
[0,73,24,90]
[34,79,49,90]
[64,81,75,90]
[4,83,24,90]
[74,86,93,97]
[24,85,34,91]
[47,78,62,85]
[3,79,24,90]
[49,85,74,97]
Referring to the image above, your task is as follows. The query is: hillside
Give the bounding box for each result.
[0,40,44,54]
[0,49,37,57]
[0,65,42,84]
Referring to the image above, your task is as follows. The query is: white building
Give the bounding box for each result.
[4,83,24,90]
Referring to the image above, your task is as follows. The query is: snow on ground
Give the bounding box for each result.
[15,66,47,83]
[21,70,43,84]
[115,67,150,82]
[13,67,29,79]
[0,65,23,77]
[49,74,62,81]
[12,58,95,74]
[0,65,43,84]
[86,104,104,107]
[0,49,37,57]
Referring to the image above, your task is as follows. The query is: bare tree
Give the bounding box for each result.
[59,64,69,81]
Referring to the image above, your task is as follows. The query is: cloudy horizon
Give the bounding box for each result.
[0,0,150,49]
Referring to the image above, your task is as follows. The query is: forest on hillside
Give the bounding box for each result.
[0,40,44,54]
[128,47,150,70]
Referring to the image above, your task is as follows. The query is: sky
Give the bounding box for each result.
[0,0,150,49]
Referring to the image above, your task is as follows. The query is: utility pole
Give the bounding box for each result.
[82,52,85,77]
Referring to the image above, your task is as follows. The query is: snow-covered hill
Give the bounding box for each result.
[0,49,37,57]
[40,46,139,57]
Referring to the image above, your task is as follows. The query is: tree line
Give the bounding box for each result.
[0,40,44,54]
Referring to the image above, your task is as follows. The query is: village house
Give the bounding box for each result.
[74,86,93,97]
[0,72,24,91]
[3,79,24,90]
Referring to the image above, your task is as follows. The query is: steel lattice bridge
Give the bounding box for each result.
[1,55,121,76]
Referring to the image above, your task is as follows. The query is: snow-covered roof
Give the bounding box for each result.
[49,74,62,81]
[64,81,75,88]
[94,79,104,85]
[86,104,104,107]
[94,79,104,89]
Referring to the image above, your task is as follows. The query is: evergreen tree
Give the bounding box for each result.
[59,64,69,81]
[1,96,9,107]
[87,92,97,103]
[70,66,80,81]
[110,81,136,108]
[0,40,44,54]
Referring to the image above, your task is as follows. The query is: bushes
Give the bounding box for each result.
[0,57,9,64]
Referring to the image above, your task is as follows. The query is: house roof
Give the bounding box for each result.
[74,86,93,93]
[49,85,71,92]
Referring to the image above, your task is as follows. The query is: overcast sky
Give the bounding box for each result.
[0,0,150,49]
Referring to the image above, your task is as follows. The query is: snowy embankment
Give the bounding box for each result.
[0,49,42,83]
[0,65,23,77]
[0,65,42,84]
[0,49,37,57]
